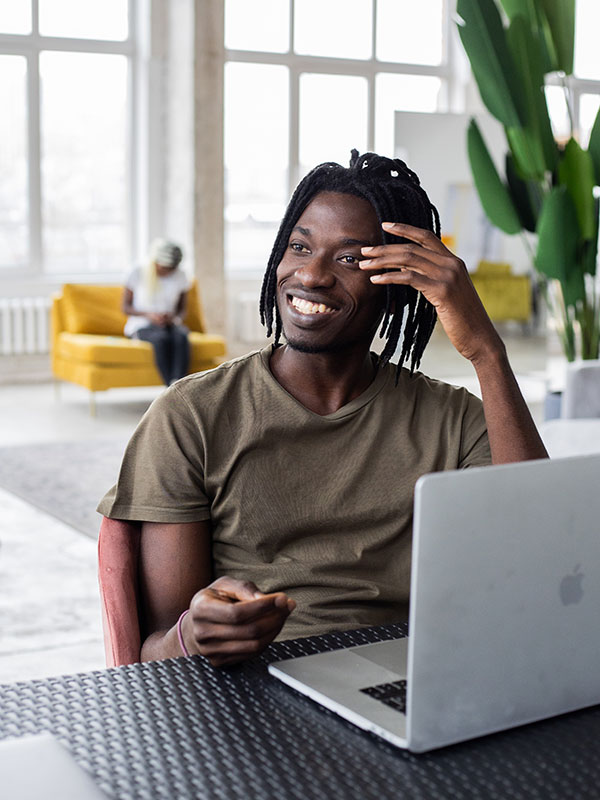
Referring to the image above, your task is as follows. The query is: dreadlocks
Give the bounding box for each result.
[259,150,441,376]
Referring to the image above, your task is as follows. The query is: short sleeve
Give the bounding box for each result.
[125,266,141,291]
[458,391,491,469]
[97,385,211,523]
[178,269,191,292]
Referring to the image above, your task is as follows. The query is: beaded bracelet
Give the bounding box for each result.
[177,609,191,657]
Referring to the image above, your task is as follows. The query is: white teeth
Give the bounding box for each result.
[290,296,334,315]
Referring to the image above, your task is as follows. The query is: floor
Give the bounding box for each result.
[0,328,556,685]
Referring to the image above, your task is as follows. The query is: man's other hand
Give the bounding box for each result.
[182,576,296,667]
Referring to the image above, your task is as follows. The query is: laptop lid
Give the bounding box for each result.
[407,454,600,752]
[0,734,108,799]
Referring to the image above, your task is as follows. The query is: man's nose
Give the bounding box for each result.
[294,254,335,288]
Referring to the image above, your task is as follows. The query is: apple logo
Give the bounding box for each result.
[559,565,584,606]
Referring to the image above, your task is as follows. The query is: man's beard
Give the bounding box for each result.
[283,333,359,355]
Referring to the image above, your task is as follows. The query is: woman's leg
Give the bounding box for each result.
[169,325,190,383]
[136,325,172,385]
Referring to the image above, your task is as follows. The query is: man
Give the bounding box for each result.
[98,151,547,667]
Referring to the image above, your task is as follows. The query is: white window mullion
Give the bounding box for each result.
[27,49,42,276]
[289,2,299,194]
[367,0,377,151]
[289,66,300,194]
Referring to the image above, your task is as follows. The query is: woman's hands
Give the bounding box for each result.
[360,222,504,365]
[182,576,295,668]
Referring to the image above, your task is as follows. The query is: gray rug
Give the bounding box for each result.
[0,438,129,539]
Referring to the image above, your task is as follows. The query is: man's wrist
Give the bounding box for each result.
[177,609,193,657]
[470,339,508,373]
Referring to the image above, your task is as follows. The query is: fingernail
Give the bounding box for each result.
[382,222,394,230]
[370,275,384,282]
[361,246,373,254]
[360,259,372,267]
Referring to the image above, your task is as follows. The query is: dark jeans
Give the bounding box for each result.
[135,324,190,385]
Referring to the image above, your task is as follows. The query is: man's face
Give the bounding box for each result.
[276,191,385,354]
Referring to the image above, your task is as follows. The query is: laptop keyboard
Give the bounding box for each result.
[360,679,407,714]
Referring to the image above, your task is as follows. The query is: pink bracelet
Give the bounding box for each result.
[177,609,191,657]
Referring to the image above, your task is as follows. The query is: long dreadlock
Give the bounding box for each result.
[259,150,441,377]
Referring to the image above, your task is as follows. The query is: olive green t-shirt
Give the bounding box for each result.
[98,346,491,639]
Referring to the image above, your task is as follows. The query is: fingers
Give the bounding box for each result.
[369,269,436,294]
[187,576,296,667]
[209,575,262,602]
[382,222,448,254]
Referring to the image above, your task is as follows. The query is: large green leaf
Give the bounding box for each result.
[467,119,522,234]
[537,0,575,74]
[499,0,535,21]
[558,138,596,240]
[588,105,600,186]
[536,186,583,306]
[505,14,557,177]
[501,0,557,73]
[457,0,525,127]
[505,153,540,232]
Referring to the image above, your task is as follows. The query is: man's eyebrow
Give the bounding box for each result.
[342,238,375,247]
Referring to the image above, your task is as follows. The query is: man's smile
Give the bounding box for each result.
[288,294,337,316]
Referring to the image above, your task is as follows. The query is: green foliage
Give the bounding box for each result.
[588,106,600,185]
[456,0,525,127]
[458,0,599,361]
[537,0,575,74]
[558,139,596,241]
[505,154,540,233]
[467,120,521,234]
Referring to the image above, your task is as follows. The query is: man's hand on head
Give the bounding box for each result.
[182,576,296,668]
[360,222,505,366]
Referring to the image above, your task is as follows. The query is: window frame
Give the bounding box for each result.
[225,0,453,198]
[224,0,455,277]
[0,0,137,282]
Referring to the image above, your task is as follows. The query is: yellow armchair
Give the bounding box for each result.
[51,282,226,407]
[470,261,532,324]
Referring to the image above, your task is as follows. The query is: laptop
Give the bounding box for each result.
[269,454,600,752]
[0,734,108,799]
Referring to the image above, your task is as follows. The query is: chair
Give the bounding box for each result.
[52,281,227,413]
[469,260,532,324]
[98,516,142,667]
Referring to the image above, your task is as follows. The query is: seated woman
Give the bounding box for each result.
[122,238,191,385]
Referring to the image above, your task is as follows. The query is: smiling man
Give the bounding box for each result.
[98,151,547,667]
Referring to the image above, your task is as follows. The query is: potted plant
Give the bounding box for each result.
[456,0,600,362]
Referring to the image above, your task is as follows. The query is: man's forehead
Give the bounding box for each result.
[294,191,381,239]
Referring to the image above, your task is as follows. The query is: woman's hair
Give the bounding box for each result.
[145,238,183,295]
[259,150,440,374]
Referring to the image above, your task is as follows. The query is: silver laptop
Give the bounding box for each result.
[269,455,600,752]
[0,734,108,799]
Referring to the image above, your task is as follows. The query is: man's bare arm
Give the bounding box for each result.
[360,223,548,465]
[139,521,295,666]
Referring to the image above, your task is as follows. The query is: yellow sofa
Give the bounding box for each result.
[470,261,532,324]
[51,282,226,404]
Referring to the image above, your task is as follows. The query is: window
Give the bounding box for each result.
[0,0,133,277]
[0,56,28,270]
[224,0,451,275]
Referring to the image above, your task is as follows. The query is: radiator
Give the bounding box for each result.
[236,292,267,344]
[0,297,52,355]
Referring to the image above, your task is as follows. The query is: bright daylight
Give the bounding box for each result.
[1,0,600,796]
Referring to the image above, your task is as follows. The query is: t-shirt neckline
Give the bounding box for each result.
[259,345,391,420]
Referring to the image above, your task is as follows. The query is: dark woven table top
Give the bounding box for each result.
[1,623,599,799]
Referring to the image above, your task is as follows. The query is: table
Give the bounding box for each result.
[1,624,599,799]
[539,418,600,459]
